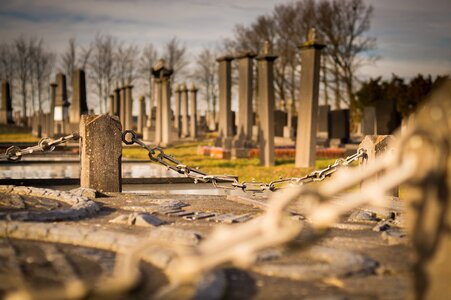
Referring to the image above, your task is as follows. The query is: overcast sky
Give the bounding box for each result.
[0,0,450,80]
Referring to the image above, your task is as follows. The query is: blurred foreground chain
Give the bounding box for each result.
[0,133,80,161]
[122,130,365,192]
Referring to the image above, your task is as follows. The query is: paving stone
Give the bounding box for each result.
[184,212,216,221]
[133,213,164,227]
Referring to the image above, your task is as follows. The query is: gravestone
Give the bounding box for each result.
[283,100,295,139]
[47,82,57,137]
[113,87,121,117]
[174,85,181,137]
[120,87,126,127]
[295,29,325,168]
[256,41,277,167]
[0,80,13,124]
[374,99,401,135]
[274,110,287,137]
[137,96,146,135]
[189,84,198,139]
[80,114,122,192]
[124,85,134,130]
[54,73,70,135]
[180,83,189,138]
[362,106,376,135]
[329,109,350,144]
[69,69,88,126]
[317,105,330,137]
[152,59,173,145]
[108,95,115,115]
[216,55,234,148]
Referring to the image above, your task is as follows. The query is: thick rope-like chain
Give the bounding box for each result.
[121,130,366,192]
[0,133,80,161]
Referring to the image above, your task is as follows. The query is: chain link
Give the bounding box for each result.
[122,130,366,192]
[0,133,80,161]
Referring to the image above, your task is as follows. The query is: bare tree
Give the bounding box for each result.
[139,43,158,107]
[31,39,54,113]
[163,37,189,83]
[89,34,117,113]
[192,48,218,118]
[115,43,139,86]
[14,36,32,120]
[0,43,16,82]
[60,38,76,95]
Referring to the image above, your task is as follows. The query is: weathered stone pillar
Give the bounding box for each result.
[124,85,134,130]
[216,55,234,144]
[295,29,325,168]
[55,73,70,135]
[256,42,277,167]
[113,87,121,117]
[180,83,189,138]
[137,96,146,135]
[120,86,126,127]
[80,114,122,192]
[69,69,88,125]
[48,82,57,137]
[174,84,182,137]
[359,135,398,197]
[0,80,13,124]
[235,52,255,146]
[189,83,198,139]
[108,95,115,115]
[152,59,173,145]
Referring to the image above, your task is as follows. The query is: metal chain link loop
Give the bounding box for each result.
[122,130,366,192]
[0,133,80,161]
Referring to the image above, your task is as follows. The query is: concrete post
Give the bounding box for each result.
[256,42,277,167]
[235,52,255,146]
[189,83,198,139]
[0,80,13,124]
[216,55,234,140]
[180,83,189,138]
[80,114,122,192]
[120,86,126,127]
[137,96,146,135]
[70,69,88,125]
[125,85,134,130]
[174,84,182,137]
[295,29,325,168]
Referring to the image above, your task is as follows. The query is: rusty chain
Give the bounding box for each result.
[121,130,366,192]
[0,133,80,161]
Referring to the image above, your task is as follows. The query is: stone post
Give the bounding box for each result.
[295,29,325,168]
[113,87,121,117]
[120,86,126,127]
[180,83,189,138]
[189,83,198,139]
[256,42,277,167]
[125,85,134,130]
[235,52,255,146]
[137,96,146,135]
[174,84,182,137]
[108,95,115,115]
[359,135,398,197]
[0,80,13,124]
[152,59,173,145]
[216,55,234,146]
[70,69,88,126]
[80,114,122,192]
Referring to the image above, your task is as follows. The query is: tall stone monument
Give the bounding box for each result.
[0,80,13,124]
[69,69,88,126]
[54,73,70,135]
[216,55,234,148]
[295,29,325,168]
[180,83,189,138]
[257,41,277,167]
[137,96,146,135]
[124,85,134,130]
[152,59,173,145]
[120,86,126,127]
[174,84,182,137]
[189,83,198,139]
[113,87,121,117]
[235,52,256,147]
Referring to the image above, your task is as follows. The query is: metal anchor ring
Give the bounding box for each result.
[122,130,137,145]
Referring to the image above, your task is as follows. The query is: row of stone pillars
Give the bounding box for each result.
[174,83,198,139]
[109,85,134,131]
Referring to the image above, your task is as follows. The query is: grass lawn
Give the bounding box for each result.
[0,125,39,143]
[123,140,339,183]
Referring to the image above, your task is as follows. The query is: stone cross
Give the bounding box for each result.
[235,52,256,147]
[124,85,134,130]
[189,83,198,139]
[0,80,13,124]
[180,83,189,138]
[137,95,146,134]
[295,32,325,168]
[174,84,182,137]
[216,55,234,142]
[80,114,122,192]
[69,69,88,126]
[256,42,277,167]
